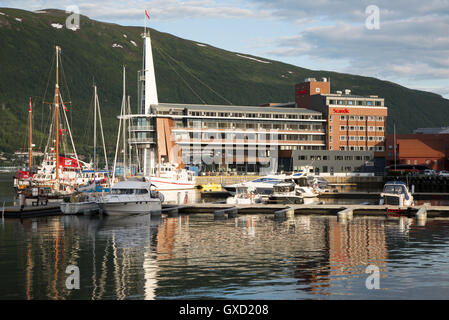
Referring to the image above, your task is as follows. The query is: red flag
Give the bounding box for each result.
[145,10,150,20]
[29,97,32,112]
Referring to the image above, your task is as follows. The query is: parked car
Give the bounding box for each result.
[424,169,436,176]
[438,171,449,177]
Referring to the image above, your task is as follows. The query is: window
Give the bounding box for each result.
[340,136,346,141]
[340,125,346,131]
[340,146,346,151]
[367,101,373,106]
[359,146,365,151]
[316,87,321,93]
[329,126,332,132]
[359,116,365,120]
[350,136,357,141]
[329,115,333,122]
[329,136,333,142]
[340,115,347,120]
[359,136,365,141]
[349,126,355,131]
[349,116,356,120]
[377,127,384,131]
[368,126,375,131]
[359,126,365,131]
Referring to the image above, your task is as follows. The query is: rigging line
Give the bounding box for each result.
[156,46,234,105]
[39,54,56,151]
[157,48,207,104]
[59,55,73,129]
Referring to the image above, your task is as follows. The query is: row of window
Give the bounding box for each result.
[334,146,385,151]
[187,111,322,120]
[175,132,325,141]
[331,115,384,121]
[184,121,324,131]
[339,136,385,141]
[297,155,372,161]
[337,126,384,132]
[328,100,383,107]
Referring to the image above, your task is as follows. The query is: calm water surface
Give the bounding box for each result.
[1,173,449,299]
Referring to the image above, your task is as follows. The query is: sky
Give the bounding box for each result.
[2,0,449,99]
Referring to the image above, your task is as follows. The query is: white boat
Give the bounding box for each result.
[60,198,99,215]
[223,174,289,195]
[268,182,303,204]
[97,179,161,216]
[150,163,196,190]
[379,181,414,207]
[226,186,262,204]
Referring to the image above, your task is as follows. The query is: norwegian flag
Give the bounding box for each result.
[145,9,150,20]
[29,97,32,112]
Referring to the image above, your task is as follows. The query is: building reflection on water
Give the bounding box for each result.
[3,210,449,300]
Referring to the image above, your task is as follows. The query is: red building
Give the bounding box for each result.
[296,77,387,156]
[385,134,449,170]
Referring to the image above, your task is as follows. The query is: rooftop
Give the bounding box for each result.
[153,103,321,114]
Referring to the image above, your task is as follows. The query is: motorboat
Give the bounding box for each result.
[97,178,162,216]
[226,186,262,204]
[268,182,304,204]
[379,181,414,207]
[223,174,288,195]
[150,163,196,190]
[60,193,99,215]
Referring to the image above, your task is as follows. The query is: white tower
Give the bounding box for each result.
[143,31,158,113]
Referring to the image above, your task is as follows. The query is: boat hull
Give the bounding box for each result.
[150,177,196,190]
[60,201,99,215]
[99,199,161,216]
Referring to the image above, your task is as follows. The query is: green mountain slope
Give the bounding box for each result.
[0,8,448,156]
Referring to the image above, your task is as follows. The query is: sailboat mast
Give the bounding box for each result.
[94,85,98,170]
[28,97,32,173]
[55,46,61,182]
[122,67,127,178]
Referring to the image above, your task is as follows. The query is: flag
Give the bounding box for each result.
[29,97,32,112]
[145,10,150,20]
[63,104,67,112]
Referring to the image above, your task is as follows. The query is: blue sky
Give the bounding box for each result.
[3,0,449,98]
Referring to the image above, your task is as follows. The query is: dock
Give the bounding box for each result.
[2,203,62,218]
[3,202,449,222]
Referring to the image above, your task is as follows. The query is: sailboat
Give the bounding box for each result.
[18,46,107,200]
[13,98,35,192]
[97,66,162,215]
[60,85,111,215]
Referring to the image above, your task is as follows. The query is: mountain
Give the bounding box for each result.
[0,7,448,156]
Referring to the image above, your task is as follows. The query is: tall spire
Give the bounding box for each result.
[143,24,158,114]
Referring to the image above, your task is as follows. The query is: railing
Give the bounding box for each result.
[128,125,155,131]
[128,137,156,144]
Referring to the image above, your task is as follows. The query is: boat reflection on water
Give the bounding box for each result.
[4,212,449,299]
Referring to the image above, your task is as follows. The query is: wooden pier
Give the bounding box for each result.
[3,201,449,222]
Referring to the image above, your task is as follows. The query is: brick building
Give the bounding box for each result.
[385,134,449,170]
[295,78,387,156]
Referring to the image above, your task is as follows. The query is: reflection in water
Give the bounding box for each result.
[2,213,449,299]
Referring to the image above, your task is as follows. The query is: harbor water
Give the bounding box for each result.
[1,173,449,299]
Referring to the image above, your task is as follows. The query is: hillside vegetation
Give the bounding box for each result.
[0,8,448,156]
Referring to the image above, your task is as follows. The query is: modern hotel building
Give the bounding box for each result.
[125,31,387,175]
